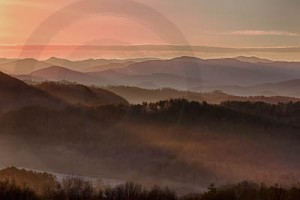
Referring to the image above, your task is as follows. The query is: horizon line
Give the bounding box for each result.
[0,44,300,53]
[1,55,299,63]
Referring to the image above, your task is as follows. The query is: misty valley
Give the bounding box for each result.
[1,56,300,199]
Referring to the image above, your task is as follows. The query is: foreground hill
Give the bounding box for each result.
[0,71,64,113]
[36,82,128,106]
[1,171,300,200]
[103,86,300,104]
[0,167,56,194]
[0,72,127,114]
[1,99,300,193]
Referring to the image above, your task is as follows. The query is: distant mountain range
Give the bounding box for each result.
[0,57,157,75]
[234,56,274,64]
[44,57,157,72]
[2,56,300,97]
[108,56,300,86]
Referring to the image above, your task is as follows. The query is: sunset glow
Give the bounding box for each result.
[1,0,300,60]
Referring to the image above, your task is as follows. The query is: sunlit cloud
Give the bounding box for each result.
[228,30,300,36]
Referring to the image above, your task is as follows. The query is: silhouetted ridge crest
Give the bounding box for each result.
[0,71,65,113]
[36,82,128,106]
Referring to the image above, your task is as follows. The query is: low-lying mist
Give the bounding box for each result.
[1,100,300,193]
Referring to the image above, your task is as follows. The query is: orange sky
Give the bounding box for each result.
[0,1,158,44]
[1,0,300,60]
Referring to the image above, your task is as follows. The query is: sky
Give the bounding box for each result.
[1,0,300,60]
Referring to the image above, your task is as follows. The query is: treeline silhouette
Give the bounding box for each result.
[0,167,57,195]
[3,99,300,130]
[1,178,300,200]
[128,99,300,128]
[3,99,300,143]
[221,101,300,128]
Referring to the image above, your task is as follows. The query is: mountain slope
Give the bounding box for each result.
[85,62,134,72]
[104,86,300,104]
[88,70,203,90]
[44,57,155,72]
[36,82,128,106]
[31,66,110,85]
[0,58,18,65]
[0,58,52,74]
[14,74,46,82]
[196,78,300,97]
[0,71,64,113]
[249,79,300,97]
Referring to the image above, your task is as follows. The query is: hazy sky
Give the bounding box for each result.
[1,0,300,60]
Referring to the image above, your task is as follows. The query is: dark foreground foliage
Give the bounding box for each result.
[130,99,300,127]
[0,180,39,200]
[2,99,300,143]
[2,178,300,200]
